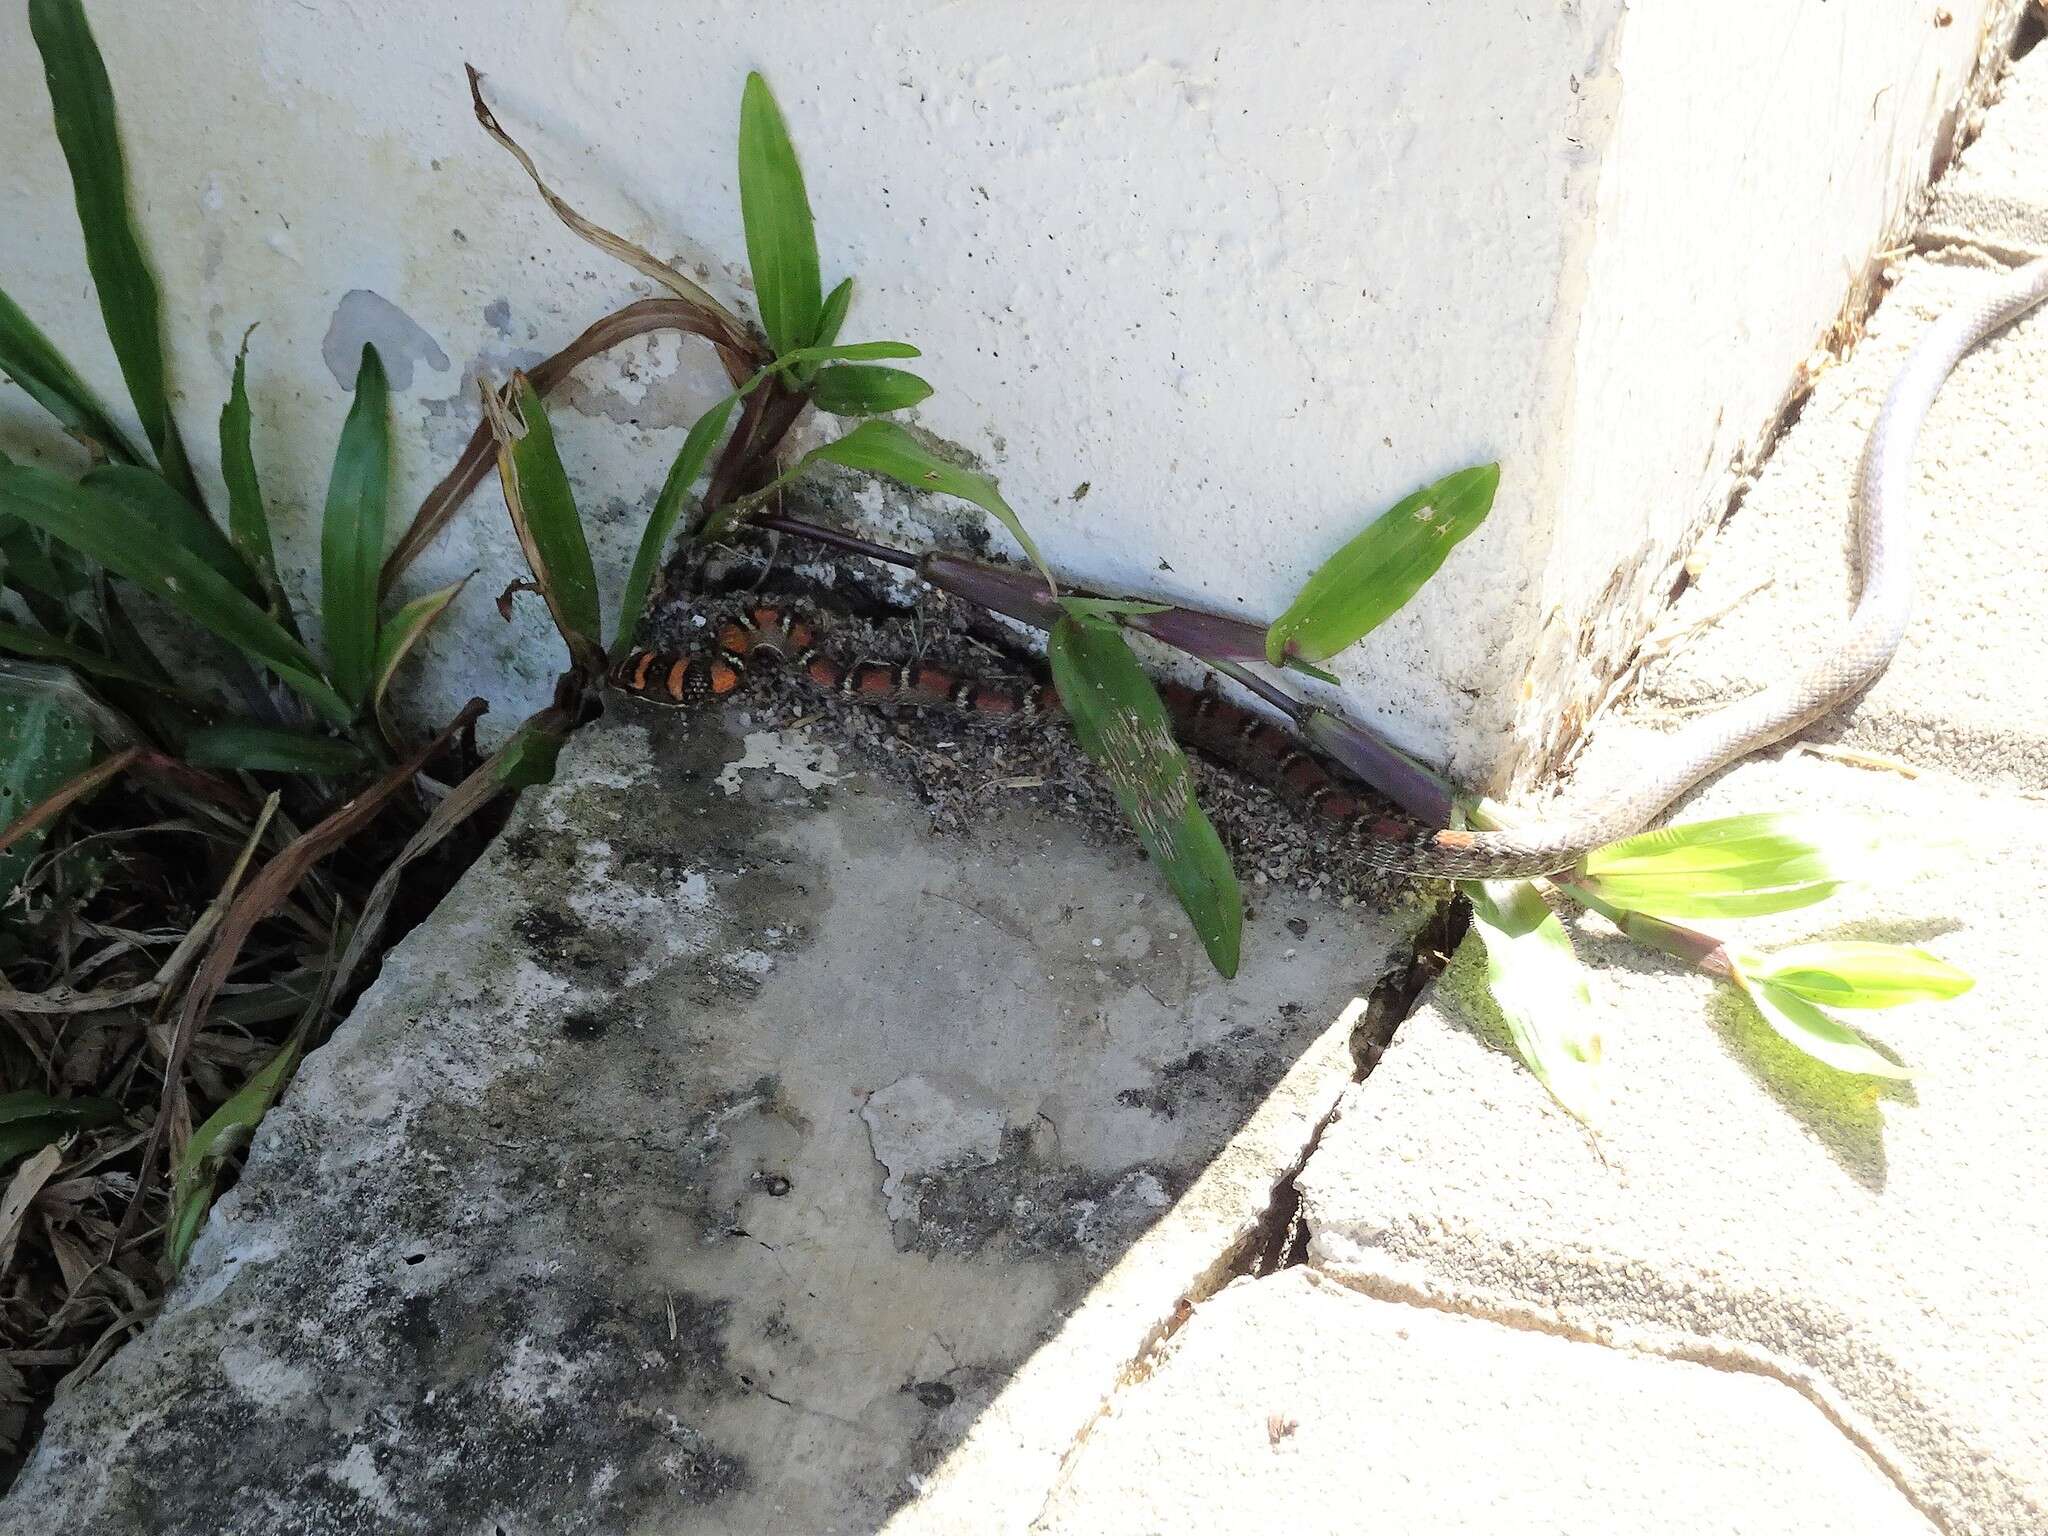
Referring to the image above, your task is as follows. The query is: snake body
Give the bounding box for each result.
[614,258,2048,878]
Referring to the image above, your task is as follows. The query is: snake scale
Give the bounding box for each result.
[612,258,2048,878]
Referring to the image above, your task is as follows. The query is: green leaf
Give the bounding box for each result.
[810,277,853,351]
[779,340,920,364]
[493,712,570,790]
[1730,963,1910,1079]
[0,284,143,463]
[181,723,369,775]
[809,365,934,417]
[1461,878,1605,1124]
[220,327,293,626]
[1577,812,1882,918]
[0,463,350,723]
[0,1091,120,1168]
[370,575,468,735]
[0,692,95,906]
[28,0,197,504]
[1265,463,1499,665]
[737,72,824,357]
[0,518,90,603]
[0,620,158,687]
[1743,941,1973,1010]
[321,344,391,708]
[1048,615,1240,977]
[802,421,1055,594]
[615,395,736,653]
[482,375,601,670]
[81,463,260,603]
[167,1037,299,1270]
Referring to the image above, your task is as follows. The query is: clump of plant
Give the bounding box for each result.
[0,0,572,1446]
[435,61,1974,1123]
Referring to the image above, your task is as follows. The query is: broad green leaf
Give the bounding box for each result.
[1462,878,1605,1124]
[1730,962,1910,1079]
[615,395,736,653]
[28,0,198,504]
[1577,812,1882,918]
[809,365,934,417]
[803,421,1055,593]
[1744,940,1973,1010]
[483,375,601,670]
[181,723,369,775]
[1265,463,1499,665]
[0,284,142,463]
[0,692,95,905]
[81,463,260,602]
[1048,615,1240,977]
[220,328,293,626]
[493,713,570,790]
[167,1037,299,1270]
[0,620,157,687]
[0,463,350,723]
[737,72,823,357]
[0,1090,120,1168]
[371,575,468,735]
[321,344,390,708]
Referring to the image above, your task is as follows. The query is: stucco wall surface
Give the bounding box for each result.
[0,1,2019,786]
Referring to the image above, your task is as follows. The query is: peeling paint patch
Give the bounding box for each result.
[716,730,842,795]
[322,289,451,391]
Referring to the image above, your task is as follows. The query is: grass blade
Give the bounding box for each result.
[0,691,95,906]
[321,343,390,709]
[165,1034,300,1270]
[810,365,933,417]
[0,621,159,688]
[0,285,143,464]
[181,723,369,775]
[738,72,823,357]
[0,463,349,723]
[81,463,259,602]
[1266,463,1499,665]
[0,1093,121,1170]
[615,395,736,652]
[481,374,601,671]
[1049,614,1240,977]
[220,327,294,628]
[28,0,197,504]
[803,421,1055,594]
[1462,878,1605,1124]
[370,575,468,738]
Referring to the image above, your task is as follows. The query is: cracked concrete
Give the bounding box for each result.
[0,710,1410,1534]
[7,24,2048,1536]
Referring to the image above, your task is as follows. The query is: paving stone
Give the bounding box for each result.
[0,715,1409,1535]
[1038,1268,1934,1536]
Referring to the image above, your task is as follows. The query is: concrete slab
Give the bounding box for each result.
[0,713,1411,1534]
[1037,1268,1934,1536]
[1295,89,2048,1532]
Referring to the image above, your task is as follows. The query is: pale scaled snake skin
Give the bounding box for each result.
[1384,256,2048,880]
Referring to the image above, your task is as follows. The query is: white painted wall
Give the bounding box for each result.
[0,1,2019,786]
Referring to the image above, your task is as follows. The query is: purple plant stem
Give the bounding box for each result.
[757,522,1459,826]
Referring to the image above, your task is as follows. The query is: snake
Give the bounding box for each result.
[612,257,2048,878]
